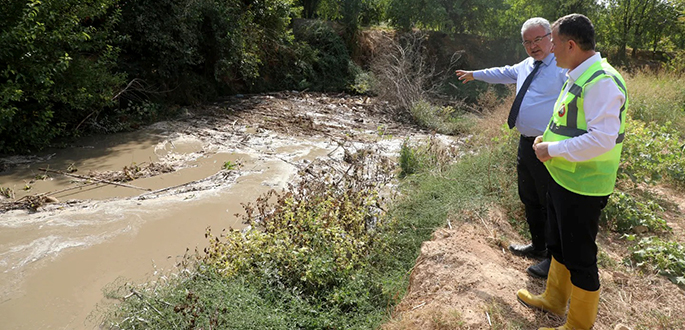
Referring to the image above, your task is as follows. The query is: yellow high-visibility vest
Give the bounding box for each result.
[543,59,628,196]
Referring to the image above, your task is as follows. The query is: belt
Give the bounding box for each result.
[521,135,537,142]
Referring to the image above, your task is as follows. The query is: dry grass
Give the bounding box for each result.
[624,69,685,132]
[469,87,517,142]
[382,307,468,330]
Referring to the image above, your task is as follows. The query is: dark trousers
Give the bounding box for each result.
[546,179,609,291]
[517,136,551,251]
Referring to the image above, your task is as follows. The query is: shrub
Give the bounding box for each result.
[291,20,357,92]
[203,174,386,296]
[371,31,435,113]
[632,237,685,287]
[399,139,420,177]
[116,0,294,104]
[619,118,685,188]
[0,0,124,153]
[409,100,474,135]
[601,191,670,234]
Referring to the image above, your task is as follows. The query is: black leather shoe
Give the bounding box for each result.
[508,243,548,260]
[527,258,551,279]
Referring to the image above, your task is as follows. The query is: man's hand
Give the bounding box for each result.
[533,136,543,147]
[533,139,552,162]
[455,70,475,84]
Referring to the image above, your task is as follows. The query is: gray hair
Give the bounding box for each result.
[521,17,552,36]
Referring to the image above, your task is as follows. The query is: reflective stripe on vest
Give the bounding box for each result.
[542,59,628,196]
[548,70,627,144]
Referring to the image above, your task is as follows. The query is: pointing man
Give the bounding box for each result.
[455,17,567,278]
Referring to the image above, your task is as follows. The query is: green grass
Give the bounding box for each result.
[409,100,476,135]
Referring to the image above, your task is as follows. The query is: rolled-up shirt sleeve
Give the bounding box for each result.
[547,77,625,162]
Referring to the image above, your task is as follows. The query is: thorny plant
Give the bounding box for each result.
[203,142,395,295]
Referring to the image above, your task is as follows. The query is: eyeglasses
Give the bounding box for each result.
[522,33,551,47]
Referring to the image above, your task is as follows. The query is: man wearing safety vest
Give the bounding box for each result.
[517,14,628,330]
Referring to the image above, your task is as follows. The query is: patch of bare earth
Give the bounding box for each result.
[383,205,685,330]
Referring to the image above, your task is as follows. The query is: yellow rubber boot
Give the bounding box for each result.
[538,285,600,330]
[516,256,571,316]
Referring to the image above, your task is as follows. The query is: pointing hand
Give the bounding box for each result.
[455,70,475,84]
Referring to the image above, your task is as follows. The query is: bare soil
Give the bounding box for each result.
[382,203,685,330]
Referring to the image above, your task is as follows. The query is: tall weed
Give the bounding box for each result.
[626,69,685,132]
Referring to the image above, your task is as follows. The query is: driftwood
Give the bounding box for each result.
[38,168,151,191]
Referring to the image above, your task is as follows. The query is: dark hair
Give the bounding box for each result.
[553,14,595,51]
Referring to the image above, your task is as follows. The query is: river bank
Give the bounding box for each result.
[0,92,462,329]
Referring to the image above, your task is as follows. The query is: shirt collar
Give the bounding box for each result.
[539,52,555,67]
[567,52,602,82]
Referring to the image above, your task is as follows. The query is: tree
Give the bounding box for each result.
[0,0,123,153]
[599,0,683,59]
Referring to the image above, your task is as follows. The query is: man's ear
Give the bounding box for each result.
[567,39,577,52]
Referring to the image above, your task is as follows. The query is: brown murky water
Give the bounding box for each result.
[0,128,306,329]
[0,94,464,329]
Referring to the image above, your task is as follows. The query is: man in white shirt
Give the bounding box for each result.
[518,14,627,330]
[455,17,567,279]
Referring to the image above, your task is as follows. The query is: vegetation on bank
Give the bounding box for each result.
[99,68,685,328]
[2,0,685,153]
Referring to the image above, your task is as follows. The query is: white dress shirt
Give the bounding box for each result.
[547,53,625,162]
[473,53,568,137]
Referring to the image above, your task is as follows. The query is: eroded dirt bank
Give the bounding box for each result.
[382,208,685,330]
[0,92,465,329]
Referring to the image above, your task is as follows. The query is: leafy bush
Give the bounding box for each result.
[203,176,385,296]
[117,0,294,104]
[632,237,685,287]
[619,118,685,188]
[291,20,357,92]
[600,191,670,234]
[664,50,685,75]
[0,0,124,153]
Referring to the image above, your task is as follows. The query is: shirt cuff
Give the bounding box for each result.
[547,141,562,158]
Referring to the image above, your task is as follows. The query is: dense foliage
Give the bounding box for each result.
[117,0,294,103]
[103,153,427,329]
[0,0,124,153]
[2,0,684,154]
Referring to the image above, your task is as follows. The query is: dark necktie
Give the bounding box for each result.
[507,60,543,129]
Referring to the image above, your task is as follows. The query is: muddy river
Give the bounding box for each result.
[0,93,465,329]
